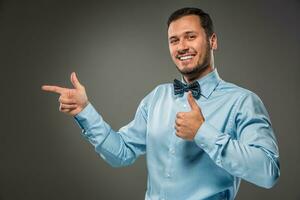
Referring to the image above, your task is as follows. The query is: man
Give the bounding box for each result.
[42,7,280,200]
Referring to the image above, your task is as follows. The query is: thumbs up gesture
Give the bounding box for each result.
[175,91,205,140]
[42,72,89,116]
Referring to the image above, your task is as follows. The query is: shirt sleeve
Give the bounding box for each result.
[73,98,148,168]
[194,92,280,188]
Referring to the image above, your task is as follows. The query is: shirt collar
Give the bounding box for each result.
[181,68,221,99]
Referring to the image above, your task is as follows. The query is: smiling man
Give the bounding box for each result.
[168,14,216,83]
[42,7,280,200]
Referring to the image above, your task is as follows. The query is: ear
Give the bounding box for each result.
[210,33,218,50]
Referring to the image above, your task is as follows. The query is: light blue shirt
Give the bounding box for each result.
[74,69,280,200]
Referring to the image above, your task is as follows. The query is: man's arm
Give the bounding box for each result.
[175,92,279,188]
[42,72,148,167]
[74,99,148,167]
[194,92,280,188]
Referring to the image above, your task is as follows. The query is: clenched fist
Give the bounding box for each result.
[175,91,205,140]
[42,72,89,116]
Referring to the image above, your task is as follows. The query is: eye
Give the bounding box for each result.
[187,34,196,40]
[169,38,179,44]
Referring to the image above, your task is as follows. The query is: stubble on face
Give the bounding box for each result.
[175,38,211,78]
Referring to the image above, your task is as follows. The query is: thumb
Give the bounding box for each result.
[70,72,83,89]
[187,91,200,111]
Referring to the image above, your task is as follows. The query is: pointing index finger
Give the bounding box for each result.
[41,85,67,94]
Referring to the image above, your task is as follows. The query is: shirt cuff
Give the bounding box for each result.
[194,121,220,155]
[73,103,99,131]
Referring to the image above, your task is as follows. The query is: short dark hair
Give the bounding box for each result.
[167,7,214,38]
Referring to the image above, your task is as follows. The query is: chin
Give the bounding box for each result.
[178,68,197,75]
[178,65,197,73]
[177,63,210,77]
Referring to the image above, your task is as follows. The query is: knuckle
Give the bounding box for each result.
[178,113,183,118]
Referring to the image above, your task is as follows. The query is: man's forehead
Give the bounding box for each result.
[168,15,202,37]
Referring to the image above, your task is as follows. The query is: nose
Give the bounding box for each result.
[177,40,189,54]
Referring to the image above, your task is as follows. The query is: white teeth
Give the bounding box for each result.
[179,55,193,60]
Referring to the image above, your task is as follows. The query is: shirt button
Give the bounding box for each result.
[216,159,222,165]
[169,148,175,154]
[183,104,187,108]
[165,173,171,178]
[200,143,206,148]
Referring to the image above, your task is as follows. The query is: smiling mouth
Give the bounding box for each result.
[176,54,195,61]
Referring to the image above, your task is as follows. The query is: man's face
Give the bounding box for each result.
[168,15,214,76]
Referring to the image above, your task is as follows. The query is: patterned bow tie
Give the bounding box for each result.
[173,79,201,99]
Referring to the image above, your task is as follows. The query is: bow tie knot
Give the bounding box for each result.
[173,79,201,99]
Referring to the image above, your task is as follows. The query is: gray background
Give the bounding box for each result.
[0,0,299,199]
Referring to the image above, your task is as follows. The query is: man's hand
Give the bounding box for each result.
[42,72,89,116]
[175,91,205,140]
